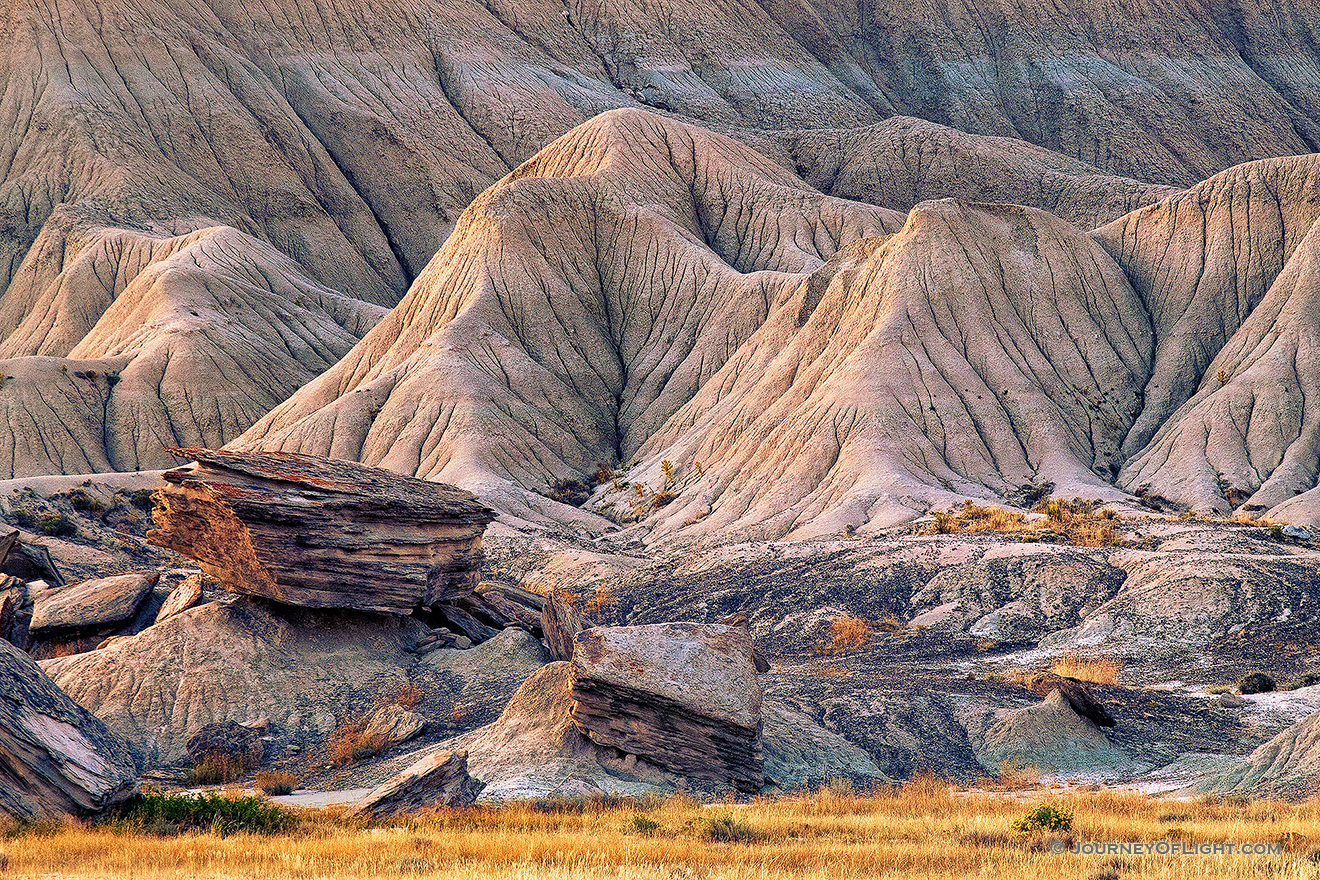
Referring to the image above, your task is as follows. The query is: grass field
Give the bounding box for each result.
[3,780,1319,879]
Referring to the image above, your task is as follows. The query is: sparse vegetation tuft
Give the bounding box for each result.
[254,770,298,796]
[1284,671,1320,691]
[327,719,387,766]
[629,813,662,835]
[702,814,761,843]
[1237,671,1275,694]
[1051,653,1120,685]
[814,616,874,655]
[917,499,1120,546]
[36,512,76,537]
[185,751,254,785]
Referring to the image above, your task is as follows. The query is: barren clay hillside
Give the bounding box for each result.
[2,0,1320,536]
[237,112,1320,538]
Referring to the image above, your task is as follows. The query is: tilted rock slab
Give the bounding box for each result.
[346,750,483,818]
[147,448,495,614]
[28,572,158,638]
[0,640,138,819]
[569,622,764,792]
[1022,674,1115,728]
[541,591,587,661]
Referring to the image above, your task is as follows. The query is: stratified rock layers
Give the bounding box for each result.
[147,448,495,614]
[0,640,138,819]
[569,622,764,792]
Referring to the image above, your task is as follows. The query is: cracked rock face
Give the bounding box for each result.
[0,639,138,819]
[40,598,430,768]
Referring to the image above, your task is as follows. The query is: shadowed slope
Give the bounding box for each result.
[779,118,1181,229]
[234,111,902,524]
[1116,190,1320,521]
[1094,155,1320,461]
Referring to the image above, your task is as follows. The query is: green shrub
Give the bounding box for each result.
[129,489,156,510]
[1269,524,1284,541]
[109,790,295,837]
[630,813,662,835]
[1284,672,1320,691]
[1238,671,1275,695]
[36,513,75,537]
[703,814,761,843]
[67,490,105,516]
[9,507,35,529]
[1012,804,1073,835]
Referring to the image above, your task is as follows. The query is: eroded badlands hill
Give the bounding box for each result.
[3,0,1320,535]
[235,111,1320,538]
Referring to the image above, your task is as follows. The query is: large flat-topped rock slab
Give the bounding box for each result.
[147,448,495,614]
[570,622,764,792]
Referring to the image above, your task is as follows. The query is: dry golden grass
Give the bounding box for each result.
[326,720,387,767]
[1051,653,1122,685]
[390,682,423,709]
[814,616,875,655]
[3,787,1319,879]
[917,500,1122,546]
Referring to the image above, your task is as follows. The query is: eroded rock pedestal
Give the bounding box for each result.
[147,448,495,614]
[569,622,764,792]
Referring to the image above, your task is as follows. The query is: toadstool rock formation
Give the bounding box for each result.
[146,448,495,614]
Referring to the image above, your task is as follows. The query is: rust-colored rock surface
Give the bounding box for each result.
[147,448,495,614]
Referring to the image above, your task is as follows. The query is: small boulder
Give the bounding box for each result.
[570,622,764,792]
[361,703,425,750]
[0,640,138,818]
[155,575,204,624]
[346,750,483,817]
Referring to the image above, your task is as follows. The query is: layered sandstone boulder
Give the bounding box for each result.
[0,640,138,818]
[147,448,495,614]
[569,622,764,792]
